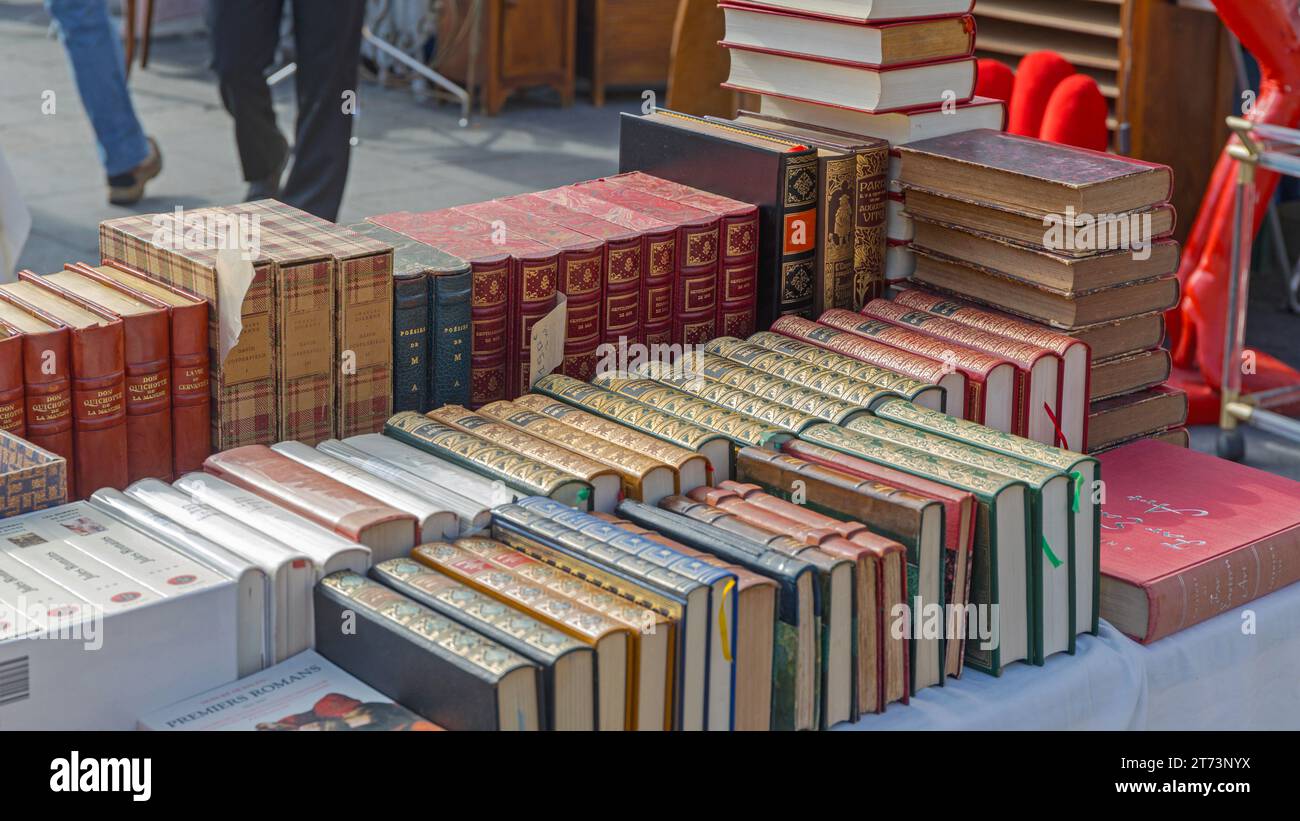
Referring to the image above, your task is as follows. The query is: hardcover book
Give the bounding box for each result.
[0,302,73,472]
[757,94,1006,147]
[1068,312,1166,362]
[1091,349,1173,401]
[0,329,23,438]
[0,430,67,517]
[677,352,873,426]
[1087,386,1189,453]
[634,359,823,433]
[727,0,975,23]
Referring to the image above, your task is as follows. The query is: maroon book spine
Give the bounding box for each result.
[0,332,24,437]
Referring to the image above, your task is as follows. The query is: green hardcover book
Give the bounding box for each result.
[532,374,735,483]
[631,361,822,434]
[800,423,1032,675]
[745,331,949,411]
[589,375,794,451]
[672,352,872,426]
[706,337,905,407]
[383,412,593,509]
[842,414,1075,664]
[871,397,1101,637]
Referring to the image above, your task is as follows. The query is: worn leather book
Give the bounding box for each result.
[1098,441,1300,644]
[315,572,541,731]
[0,281,127,499]
[1087,386,1189,454]
[619,109,820,326]
[1091,349,1173,401]
[491,503,709,731]
[203,444,416,559]
[444,536,674,732]
[99,210,276,451]
[0,324,24,437]
[1090,425,1189,454]
[518,497,740,732]
[861,298,1062,443]
[454,200,606,382]
[766,317,968,417]
[71,263,212,476]
[635,360,824,433]
[574,177,720,345]
[1068,312,1166,362]
[384,412,592,508]
[607,172,760,339]
[591,374,795,451]
[897,129,1174,217]
[372,556,597,731]
[532,373,733,483]
[479,401,677,505]
[25,268,173,483]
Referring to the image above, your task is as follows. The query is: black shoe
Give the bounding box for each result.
[108,137,162,206]
[246,144,289,202]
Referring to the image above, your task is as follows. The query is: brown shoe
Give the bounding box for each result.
[108,137,162,205]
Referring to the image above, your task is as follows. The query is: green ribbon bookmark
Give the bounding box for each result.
[1042,537,1063,569]
[1069,471,1083,514]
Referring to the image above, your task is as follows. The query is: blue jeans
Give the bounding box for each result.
[46,0,149,177]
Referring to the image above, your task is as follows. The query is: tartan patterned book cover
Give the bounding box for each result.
[0,429,68,516]
[99,212,276,451]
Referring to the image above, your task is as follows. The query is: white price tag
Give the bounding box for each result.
[529,292,567,389]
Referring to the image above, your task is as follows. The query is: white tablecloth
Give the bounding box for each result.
[838,581,1300,731]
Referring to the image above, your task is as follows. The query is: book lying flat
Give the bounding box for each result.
[1091,349,1173,402]
[728,0,975,24]
[1087,387,1189,453]
[757,95,1006,147]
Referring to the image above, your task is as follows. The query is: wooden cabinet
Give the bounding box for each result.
[578,0,678,106]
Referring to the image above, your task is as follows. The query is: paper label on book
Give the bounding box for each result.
[215,248,255,367]
[529,293,567,389]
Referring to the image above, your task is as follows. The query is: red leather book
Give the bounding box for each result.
[454,200,605,382]
[0,301,73,470]
[1,279,127,498]
[605,172,759,339]
[532,185,677,347]
[73,261,212,476]
[23,267,173,483]
[860,298,1062,443]
[204,445,418,550]
[0,325,24,437]
[769,314,969,419]
[817,308,1015,429]
[574,179,721,346]
[1099,440,1300,644]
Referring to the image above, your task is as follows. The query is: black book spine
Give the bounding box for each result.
[431,267,473,409]
[393,273,430,413]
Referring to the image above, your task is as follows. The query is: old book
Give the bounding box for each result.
[910,218,1181,295]
[124,478,314,662]
[731,0,975,23]
[24,268,173,483]
[386,244,429,412]
[722,4,976,66]
[634,359,825,433]
[758,94,1005,147]
[532,373,733,483]
[1087,387,1189,454]
[892,286,1091,452]
[819,308,1016,429]
[383,412,592,508]
[911,249,1182,329]
[897,129,1174,217]
[518,497,740,732]
[0,280,127,499]
[427,406,622,514]
[203,445,416,559]
[1091,425,1190,454]
[618,498,825,731]
[593,512,778,731]
[318,438,490,535]
[371,557,597,731]
[512,393,709,494]
[860,299,1062,443]
[138,650,441,731]
[727,115,889,307]
[0,325,24,437]
[270,442,458,543]
[618,109,819,325]
[766,317,967,417]
[1098,441,1300,643]
[89,487,271,677]
[479,401,677,505]
[315,572,540,730]
[590,374,796,451]
[1091,349,1173,401]
[1068,312,1167,362]
[737,331,947,410]
[444,536,674,732]
[99,210,276,451]
[73,262,212,476]
[574,177,720,345]
[606,172,760,339]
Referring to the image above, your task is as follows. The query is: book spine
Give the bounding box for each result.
[673,222,719,346]
[642,229,677,347]
[768,316,950,384]
[813,154,857,317]
[278,260,335,445]
[18,331,74,472]
[470,257,512,408]
[0,336,25,437]
[591,375,790,449]
[392,273,431,413]
[854,146,889,306]
[69,324,129,498]
[558,248,605,383]
[121,312,174,483]
[432,269,473,408]
[893,289,1076,353]
[769,153,820,325]
[717,210,759,339]
[335,252,393,439]
[165,302,212,476]
[603,237,644,350]
[511,257,559,400]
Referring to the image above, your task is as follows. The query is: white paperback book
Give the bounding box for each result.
[125,478,314,662]
[89,488,272,677]
[344,433,515,510]
[271,441,459,543]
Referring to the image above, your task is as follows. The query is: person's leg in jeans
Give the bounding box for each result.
[283,0,365,221]
[208,0,289,198]
[45,0,160,204]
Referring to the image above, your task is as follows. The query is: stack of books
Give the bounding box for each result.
[895,129,1188,453]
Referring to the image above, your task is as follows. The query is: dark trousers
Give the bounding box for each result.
[208,0,365,221]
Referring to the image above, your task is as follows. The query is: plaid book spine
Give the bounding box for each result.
[0,429,68,516]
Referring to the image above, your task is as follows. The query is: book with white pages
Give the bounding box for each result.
[756,95,1005,146]
[345,433,517,510]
